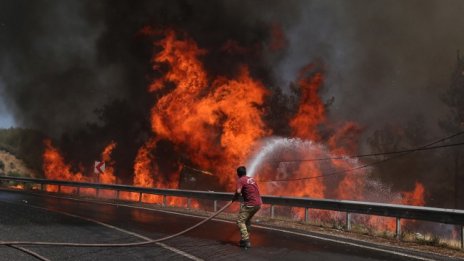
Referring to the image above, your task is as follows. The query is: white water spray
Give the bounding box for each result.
[246,136,329,177]
[245,136,397,203]
[245,136,432,234]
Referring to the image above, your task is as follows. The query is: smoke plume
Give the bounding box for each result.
[1,0,464,204]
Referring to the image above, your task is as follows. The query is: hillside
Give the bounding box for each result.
[0,128,45,176]
[0,150,37,177]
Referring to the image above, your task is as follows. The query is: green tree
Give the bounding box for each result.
[440,52,464,209]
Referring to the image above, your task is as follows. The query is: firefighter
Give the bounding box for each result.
[232,166,262,248]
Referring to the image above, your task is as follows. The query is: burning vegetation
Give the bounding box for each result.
[41,28,425,223]
[2,0,464,244]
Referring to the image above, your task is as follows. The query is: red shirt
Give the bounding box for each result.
[237,176,262,206]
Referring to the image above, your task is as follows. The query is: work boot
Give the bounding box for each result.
[239,239,251,248]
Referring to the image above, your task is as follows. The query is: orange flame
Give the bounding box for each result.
[263,64,327,200]
[366,182,426,231]
[289,64,325,141]
[42,139,89,194]
[132,138,160,202]
[400,182,425,206]
[39,26,427,232]
[9,184,25,190]
[330,123,365,201]
[42,140,119,196]
[100,141,117,184]
[135,29,270,193]
[98,141,117,198]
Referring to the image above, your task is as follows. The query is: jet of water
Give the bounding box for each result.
[246,136,326,177]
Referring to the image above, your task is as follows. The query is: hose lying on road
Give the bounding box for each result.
[0,201,233,247]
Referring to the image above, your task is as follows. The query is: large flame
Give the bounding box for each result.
[127,29,426,217]
[132,29,270,196]
[39,27,426,232]
[43,140,118,196]
[289,64,325,141]
[131,138,160,202]
[43,139,89,194]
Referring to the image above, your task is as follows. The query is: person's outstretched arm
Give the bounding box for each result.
[232,188,242,201]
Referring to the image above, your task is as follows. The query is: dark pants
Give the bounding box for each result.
[237,204,260,240]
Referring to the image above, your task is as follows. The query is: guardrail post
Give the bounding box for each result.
[58,185,61,193]
[162,195,167,207]
[77,187,80,196]
[396,217,401,240]
[96,188,99,198]
[214,200,218,212]
[138,192,142,202]
[40,184,44,191]
[346,212,352,231]
[461,225,464,249]
[304,207,309,223]
[271,205,275,218]
[187,198,191,209]
[116,190,120,200]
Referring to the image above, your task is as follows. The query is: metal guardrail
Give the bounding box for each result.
[1,175,464,248]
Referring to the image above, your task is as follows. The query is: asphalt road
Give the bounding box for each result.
[0,189,458,261]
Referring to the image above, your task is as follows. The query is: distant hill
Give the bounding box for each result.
[0,128,45,176]
[0,150,37,178]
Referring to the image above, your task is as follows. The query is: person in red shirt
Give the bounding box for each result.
[232,166,262,248]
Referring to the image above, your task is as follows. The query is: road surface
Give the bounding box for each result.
[0,189,457,261]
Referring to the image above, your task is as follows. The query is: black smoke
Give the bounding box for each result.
[0,0,298,181]
[1,0,464,204]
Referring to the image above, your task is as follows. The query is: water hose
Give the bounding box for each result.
[7,245,51,261]
[0,200,233,247]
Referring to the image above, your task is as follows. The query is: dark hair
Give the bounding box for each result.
[237,166,247,177]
